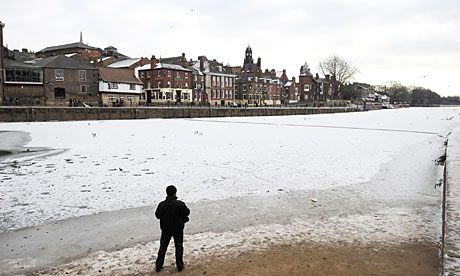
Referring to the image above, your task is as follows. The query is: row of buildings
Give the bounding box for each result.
[0,23,380,107]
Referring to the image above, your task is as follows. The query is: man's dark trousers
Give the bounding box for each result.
[156,229,184,270]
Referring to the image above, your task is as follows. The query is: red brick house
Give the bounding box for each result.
[138,55,192,104]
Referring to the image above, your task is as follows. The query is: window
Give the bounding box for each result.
[127,96,134,102]
[167,81,171,88]
[201,76,204,81]
[304,84,310,91]
[194,83,197,89]
[212,90,216,98]
[225,77,228,87]
[229,90,232,98]
[108,96,116,102]
[147,82,151,89]
[176,72,180,78]
[157,81,161,88]
[194,75,197,81]
[212,76,216,86]
[168,71,171,77]
[229,78,233,86]
[54,88,65,98]
[141,72,144,78]
[81,85,87,93]
[217,90,220,98]
[5,68,43,83]
[158,71,161,77]
[183,93,189,100]
[185,72,188,79]
[130,84,136,90]
[249,85,252,90]
[55,69,64,81]
[185,83,188,89]
[79,70,86,82]
[147,72,151,79]
[217,77,220,87]
[108,82,119,89]
[243,85,246,91]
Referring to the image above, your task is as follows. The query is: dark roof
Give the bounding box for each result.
[98,67,142,84]
[4,58,39,69]
[207,59,234,75]
[39,42,100,53]
[33,55,96,70]
[159,56,182,65]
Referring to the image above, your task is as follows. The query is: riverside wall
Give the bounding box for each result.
[443,128,460,275]
[0,106,356,122]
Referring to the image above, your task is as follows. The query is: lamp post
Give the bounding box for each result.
[0,21,5,105]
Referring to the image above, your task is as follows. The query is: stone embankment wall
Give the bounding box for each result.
[0,107,356,122]
[443,128,460,275]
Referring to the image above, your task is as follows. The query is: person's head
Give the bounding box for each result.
[166,185,177,196]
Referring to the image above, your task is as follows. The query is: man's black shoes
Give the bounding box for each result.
[178,266,184,272]
[155,267,162,272]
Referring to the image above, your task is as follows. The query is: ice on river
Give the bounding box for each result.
[1,107,460,233]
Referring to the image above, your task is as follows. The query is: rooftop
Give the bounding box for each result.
[98,67,142,84]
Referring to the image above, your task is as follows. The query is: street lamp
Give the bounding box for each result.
[0,21,5,106]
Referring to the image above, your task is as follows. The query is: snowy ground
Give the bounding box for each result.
[1,107,460,274]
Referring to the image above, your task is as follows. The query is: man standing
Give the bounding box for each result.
[155,185,190,272]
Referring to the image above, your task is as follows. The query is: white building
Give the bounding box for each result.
[98,67,143,106]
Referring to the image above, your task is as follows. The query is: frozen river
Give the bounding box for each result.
[1,107,460,274]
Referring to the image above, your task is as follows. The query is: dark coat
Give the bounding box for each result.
[155,196,190,233]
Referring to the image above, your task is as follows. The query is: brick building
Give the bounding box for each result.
[36,55,99,106]
[197,56,236,106]
[236,46,282,106]
[3,55,99,106]
[138,54,192,104]
[37,41,101,61]
[298,61,314,102]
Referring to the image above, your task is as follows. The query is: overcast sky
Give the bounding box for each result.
[1,0,459,96]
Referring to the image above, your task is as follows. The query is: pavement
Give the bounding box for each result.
[443,128,460,275]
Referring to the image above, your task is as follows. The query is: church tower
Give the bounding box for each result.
[243,45,253,67]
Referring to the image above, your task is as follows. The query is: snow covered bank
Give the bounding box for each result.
[37,207,438,275]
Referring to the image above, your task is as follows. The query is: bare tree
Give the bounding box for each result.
[318,54,359,100]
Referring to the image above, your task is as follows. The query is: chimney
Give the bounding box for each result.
[22,48,28,53]
[316,73,319,80]
[265,69,269,74]
[181,53,187,67]
[213,59,216,62]
[152,55,157,68]
[325,74,330,81]
[199,56,205,72]
[283,69,286,75]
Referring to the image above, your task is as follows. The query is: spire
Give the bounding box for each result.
[80,31,83,43]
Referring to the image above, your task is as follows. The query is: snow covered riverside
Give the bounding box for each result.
[0,107,459,274]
